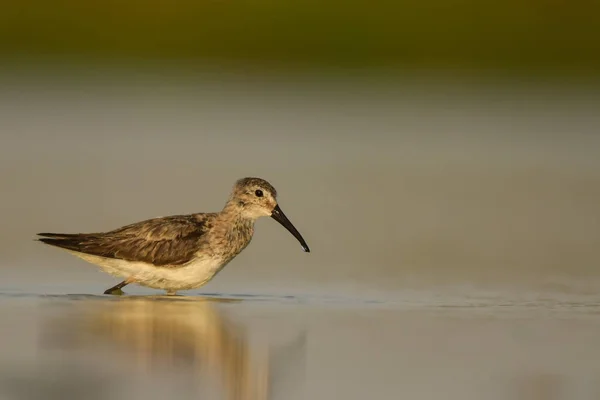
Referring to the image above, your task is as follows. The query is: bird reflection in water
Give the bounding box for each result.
[42,296,280,400]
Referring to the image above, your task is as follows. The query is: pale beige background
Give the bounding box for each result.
[0,70,598,296]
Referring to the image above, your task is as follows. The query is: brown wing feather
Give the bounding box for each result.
[38,214,214,266]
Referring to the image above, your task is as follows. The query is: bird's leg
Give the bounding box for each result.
[165,290,178,296]
[103,278,134,295]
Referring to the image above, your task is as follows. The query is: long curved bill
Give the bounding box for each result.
[270,204,310,252]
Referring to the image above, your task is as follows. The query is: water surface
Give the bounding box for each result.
[1,288,599,400]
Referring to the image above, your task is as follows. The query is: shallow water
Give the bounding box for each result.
[0,288,599,400]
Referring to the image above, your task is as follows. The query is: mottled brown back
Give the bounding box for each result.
[38,214,214,266]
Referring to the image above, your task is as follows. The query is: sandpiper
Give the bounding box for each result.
[37,177,310,295]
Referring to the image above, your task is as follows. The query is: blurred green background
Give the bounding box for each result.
[2,0,599,75]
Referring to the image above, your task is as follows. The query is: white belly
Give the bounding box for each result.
[68,250,229,291]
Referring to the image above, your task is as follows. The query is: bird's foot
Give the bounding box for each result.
[104,288,125,295]
[103,278,133,295]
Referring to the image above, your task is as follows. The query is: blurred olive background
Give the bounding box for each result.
[0,0,599,296]
[1,0,599,75]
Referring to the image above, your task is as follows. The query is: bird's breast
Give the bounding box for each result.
[206,221,254,260]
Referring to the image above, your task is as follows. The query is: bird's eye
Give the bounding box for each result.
[255,189,263,197]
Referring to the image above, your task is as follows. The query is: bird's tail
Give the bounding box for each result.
[36,232,88,252]
[37,232,82,239]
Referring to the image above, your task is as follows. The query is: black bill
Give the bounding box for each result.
[271,204,310,252]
